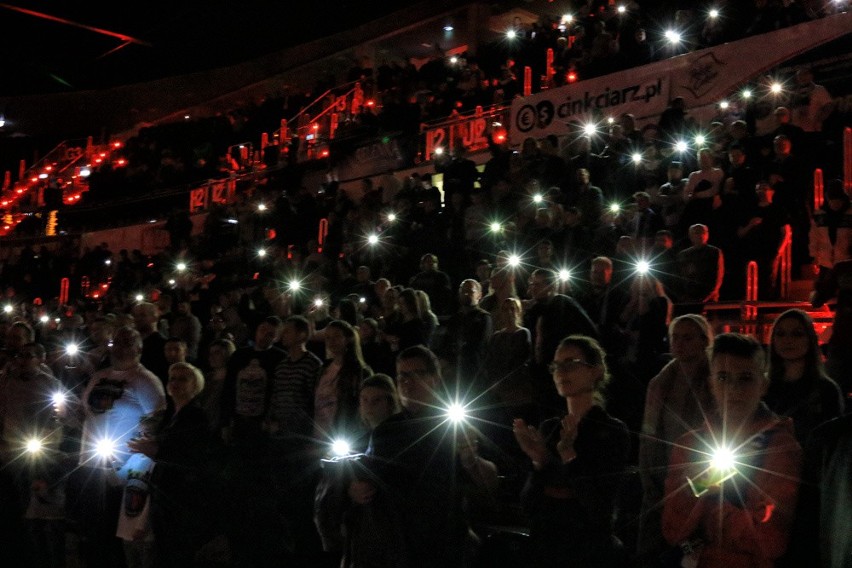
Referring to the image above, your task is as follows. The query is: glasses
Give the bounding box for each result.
[549,359,593,373]
[397,369,431,383]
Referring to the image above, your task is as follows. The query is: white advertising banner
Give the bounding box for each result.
[509,12,852,144]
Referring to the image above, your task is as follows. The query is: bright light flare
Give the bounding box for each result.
[314,298,325,308]
[434,147,444,156]
[489,221,502,233]
[387,212,397,223]
[446,402,468,424]
[134,294,144,302]
[25,438,43,454]
[694,134,706,146]
[507,254,521,268]
[331,439,351,457]
[65,344,79,356]
[3,304,12,314]
[288,280,301,292]
[631,152,643,164]
[583,122,597,136]
[741,89,752,99]
[710,446,736,472]
[532,193,543,204]
[176,262,187,272]
[95,438,116,459]
[558,269,571,282]
[257,248,267,258]
[506,29,518,39]
[719,100,729,110]
[257,203,267,212]
[367,234,379,245]
[709,8,720,18]
[635,260,651,274]
[770,82,783,94]
[52,391,66,407]
[664,29,682,44]
[609,202,621,213]
[39,315,49,324]
[674,140,688,153]
[617,5,626,13]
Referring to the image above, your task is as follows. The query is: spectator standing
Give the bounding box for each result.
[662,333,801,568]
[438,279,492,391]
[71,326,166,568]
[513,335,630,568]
[349,346,470,567]
[764,309,843,446]
[132,302,169,387]
[267,316,323,564]
[676,224,724,310]
[637,314,714,564]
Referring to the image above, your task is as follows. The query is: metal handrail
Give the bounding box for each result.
[287,79,361,125]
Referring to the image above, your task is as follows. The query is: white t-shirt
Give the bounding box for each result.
[79,364,165,469]
[116,452,156,542]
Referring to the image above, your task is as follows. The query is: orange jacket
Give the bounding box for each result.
[662,409,802,568]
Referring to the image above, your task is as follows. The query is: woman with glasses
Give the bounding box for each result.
[513,335,630,568]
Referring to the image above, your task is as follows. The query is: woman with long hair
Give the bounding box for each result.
[765,308,843,445]
[514,335,630,568]
[414,289,439,348]
[482,297,532,410]
[384,288,428,352]
[637,314,715,563]
[619,273,673,376]
[313,320,373,442]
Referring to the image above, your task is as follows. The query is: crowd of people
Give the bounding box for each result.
[0,261,849,567]
[0,2,851,567]
[29,0,843,230]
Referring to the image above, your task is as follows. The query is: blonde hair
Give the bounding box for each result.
[168,362,205,397]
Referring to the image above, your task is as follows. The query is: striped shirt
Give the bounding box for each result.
[267,350,322,440]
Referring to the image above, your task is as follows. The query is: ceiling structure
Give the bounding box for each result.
[0,0,438,97]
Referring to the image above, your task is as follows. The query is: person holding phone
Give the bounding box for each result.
[662,333,802,568]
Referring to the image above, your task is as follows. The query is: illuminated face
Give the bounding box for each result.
[459,280,481,307]
[710,354,767,424]
[550,344,600,399]
[688,226,709,247]
[772,317,810,363]
[396,357,439,412]
[669,321,708,363]
[359,386,394,429]
[167,368,197,403]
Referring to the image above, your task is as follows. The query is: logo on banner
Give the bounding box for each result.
[681,52,726,100]
[514,77,665,134]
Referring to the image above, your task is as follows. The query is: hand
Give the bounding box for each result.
[348,480,377,505]
[127,437,159,459]
[513,419,547,466]
[556,414,579,463]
